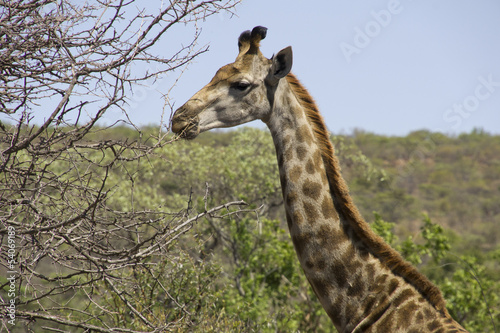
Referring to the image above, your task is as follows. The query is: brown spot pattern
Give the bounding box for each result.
[321,196,338,220]
[296,124,313,144]
[306,158,316,174]
[365,263,376,285]
[313,149,322,166]
[302,181,322,200]
[292,211,304,226]
[392,288,415,308]
[427,320,441,331]
[387,278,400,295]
[302,201,319,223]
[288,165,302,182]
[316,224,346,251]
[296,145,308,161]
[330,261,348,289]
[285,190,298,207]
[347,274,363,296]
[284,146,294,162]
[291,232,312,258]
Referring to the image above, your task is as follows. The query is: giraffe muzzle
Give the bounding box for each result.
[171,111,200,140]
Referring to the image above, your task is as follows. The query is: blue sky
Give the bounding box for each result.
[8,0,500,136]
[163,0,500,135]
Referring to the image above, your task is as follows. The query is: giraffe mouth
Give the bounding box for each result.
[171,117,200,140]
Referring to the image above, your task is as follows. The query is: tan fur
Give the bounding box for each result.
[285,73,451,317]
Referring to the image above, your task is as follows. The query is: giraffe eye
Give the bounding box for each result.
[231,81,251,91]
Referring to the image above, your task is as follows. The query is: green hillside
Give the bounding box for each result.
[2,125,499,332]
[344,129,500,248]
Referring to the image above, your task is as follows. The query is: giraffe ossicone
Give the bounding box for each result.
[171,26,469,333]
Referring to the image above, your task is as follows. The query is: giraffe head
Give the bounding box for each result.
[171,26,293,139]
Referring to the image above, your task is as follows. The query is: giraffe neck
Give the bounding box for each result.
[264,74,457,332]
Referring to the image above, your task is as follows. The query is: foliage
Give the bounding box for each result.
[2,121,499,332]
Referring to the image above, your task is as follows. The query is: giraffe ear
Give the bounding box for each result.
[271,46,293,81]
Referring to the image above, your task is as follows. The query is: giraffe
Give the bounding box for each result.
[171,26,469,333]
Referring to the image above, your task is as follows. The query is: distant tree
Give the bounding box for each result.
[0,0,243,331]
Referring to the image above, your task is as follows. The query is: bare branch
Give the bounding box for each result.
[0,0,243,331]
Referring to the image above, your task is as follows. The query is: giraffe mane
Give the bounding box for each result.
[285,72,450,316]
